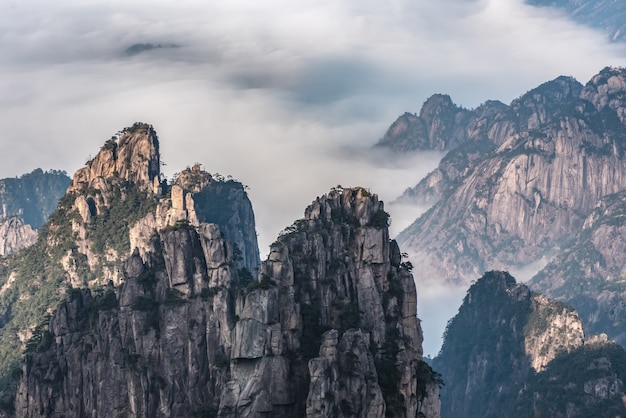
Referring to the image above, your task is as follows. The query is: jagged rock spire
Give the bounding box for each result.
[69,122,161,195]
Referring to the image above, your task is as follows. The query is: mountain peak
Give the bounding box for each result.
[435,270,624,417]
[418,94,456,121]
[69,122,161,195]
[376,94,470,152]
[303,186,387,228]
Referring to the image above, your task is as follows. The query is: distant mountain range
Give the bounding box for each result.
[378,66,626,350]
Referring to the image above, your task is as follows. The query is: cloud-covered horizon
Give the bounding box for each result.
[1,0,625,355]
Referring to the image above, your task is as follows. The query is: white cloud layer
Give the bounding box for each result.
[1,0,625,354]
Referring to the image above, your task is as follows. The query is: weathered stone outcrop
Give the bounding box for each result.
[14,183,439,417]
[16,222,237,417]
[514,335,626,418]
[0,217,37,256]
[219,186,439,417]
[306,329,385,417]
[398,68,626,285]
[60,123,164,285]
[174,165,260,274]
[524,294,585,372]
[68,123,161,196]
[125,164,259,275]
[530,188,626,346]
[433,271,626,418]
[0,123,263,415]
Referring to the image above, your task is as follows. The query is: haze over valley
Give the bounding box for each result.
[3,3,626,411]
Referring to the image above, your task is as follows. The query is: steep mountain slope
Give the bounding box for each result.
[15,186,440,417]
[0,123,261,413]
[527,0,626,42]
[433,271,626,418]
[0,169,70,256]
[3,125,439,417]
[393,76,582,206]
[0,218,36,257]
[0,169,70,230]
[376,95,473,152]
[397,67,626,285]
[530,189,626,346]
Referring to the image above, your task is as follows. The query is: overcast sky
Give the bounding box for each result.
[1,0,625,355]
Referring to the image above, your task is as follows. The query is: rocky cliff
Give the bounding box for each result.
[395,75,582,206]
[0,123,262,413]
[530,189,626,346]
[433,271,626,418]
[8,127,438,417]
[0,217,36,257]
[397,68,626,285]
[171,165,260,274]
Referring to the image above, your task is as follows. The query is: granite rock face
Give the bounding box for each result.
[0,123,262,415]
[377,95,472,152]
[530,188,626,346]
[394,76,581,206]
[68,123,161,196]
[397,68,626,285]
[12,128,439,416]
[0,217,36,257]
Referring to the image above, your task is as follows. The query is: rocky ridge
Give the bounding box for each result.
[394,75,582,205]
[433,271,626,418]
[10,128,439,417]
[397,67,626,285]
[0,218,36,257]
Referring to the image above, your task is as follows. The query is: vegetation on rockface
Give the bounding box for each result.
[369,209,391,228]
[514,341,626,418]
[0,174,159,412]
[86,180,158,257]
[123,121,154,135]
[436,270,626,418]
[0,168,71,229]
[529,188,626,345]
[434,271,533,418]
[523,299,570,338]
[0,191,81,410]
